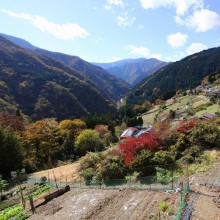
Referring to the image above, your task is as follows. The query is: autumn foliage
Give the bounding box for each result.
[0,113,24,131]
[176,119,197,133]
[58,119,86,132]
[119,132,162,166]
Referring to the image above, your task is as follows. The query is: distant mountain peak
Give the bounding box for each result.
[93,58,168,85]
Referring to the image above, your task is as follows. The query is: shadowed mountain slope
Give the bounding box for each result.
[0,36,116,120]
[0,34,130,102]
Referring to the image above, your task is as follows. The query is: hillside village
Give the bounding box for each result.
[146,84,219,120]
[0,34,220,219]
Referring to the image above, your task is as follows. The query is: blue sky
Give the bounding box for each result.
[0,0,220,62]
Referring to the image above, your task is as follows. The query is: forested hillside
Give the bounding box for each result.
[34,49,130,101]
[1,34,130,102]
[0,36,116,120]
[125,47,220,107]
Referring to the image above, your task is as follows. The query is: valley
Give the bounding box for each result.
[0,33,220,220]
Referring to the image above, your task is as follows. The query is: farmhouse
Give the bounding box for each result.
[119,125,153,140]
[200,112,216,120]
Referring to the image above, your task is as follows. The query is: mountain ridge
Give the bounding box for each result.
[125,46,220,107]
[0,34,130,102]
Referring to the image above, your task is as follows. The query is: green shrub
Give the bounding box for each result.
[152,151,175,165]
[130,150,154,168]
[40,176,47,184]
[99,156,124,180]
[159,200,168,212]
[155,167,172,184]
[79,152,103,183]
[125,171,140,183]
[0,176,7,201]
[189,123,220,149]
[181,155,195,164]
[75,129,104,156]
[81,168,95,185]
[158,200,173,214]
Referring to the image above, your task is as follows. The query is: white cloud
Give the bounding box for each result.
[139,0,203,15]
[117,12,136,26]
[139,0,220,32]
[176,9,220,32]
[186,43,208,55]
[104,0,124,10]
[139,0,170,10]
[126,45,161,59]
[126,45,150,56]
[1,10,89,40]
[167,32,188,47]
[174,0,203,16]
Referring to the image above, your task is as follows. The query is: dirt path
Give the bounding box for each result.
[189,160,220,220]
[28,189,180,220]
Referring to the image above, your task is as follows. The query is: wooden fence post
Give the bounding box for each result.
[171,168,174,190]
[19,187,25,210]
[28,193,35,214]
[52,170,58,189]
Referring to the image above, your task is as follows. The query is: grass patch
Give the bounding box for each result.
[167,96,189,110]
[142,110,159,125]
[195,104,220,117]
[188,151,216,175]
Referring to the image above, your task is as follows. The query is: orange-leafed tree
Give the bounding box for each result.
[20,118,59,171]
[58,119,86,160]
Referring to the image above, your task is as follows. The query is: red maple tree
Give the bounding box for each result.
[119,131,162,166]
[176,119,197,133]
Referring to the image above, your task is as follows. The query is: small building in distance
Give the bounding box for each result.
[200,112,216,120]
[119,125,153,140]
[119,127,139,140]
